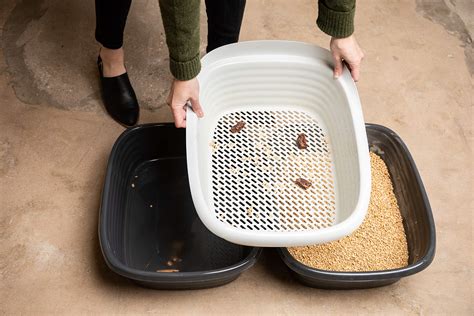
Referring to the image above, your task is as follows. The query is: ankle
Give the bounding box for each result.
[100,47,124,64]
[99,47,126,77]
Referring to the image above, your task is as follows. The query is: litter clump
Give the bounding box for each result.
[230,121,245,133]
[296,133,308,149]
[295,178,312,190]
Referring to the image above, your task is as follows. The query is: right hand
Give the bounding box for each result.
[167,78,204,128]
[330,35,365,82]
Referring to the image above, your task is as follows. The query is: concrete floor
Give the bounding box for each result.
[0,0,472,314]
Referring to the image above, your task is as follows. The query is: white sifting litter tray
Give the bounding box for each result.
[186,41,371,247]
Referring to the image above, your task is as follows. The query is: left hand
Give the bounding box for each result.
[330,35,365,82]
[167,78,204,128]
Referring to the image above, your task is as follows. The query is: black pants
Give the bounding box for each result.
[95,0,246,53]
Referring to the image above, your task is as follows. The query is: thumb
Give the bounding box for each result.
[190,96,204,118]
[333,55,343,79]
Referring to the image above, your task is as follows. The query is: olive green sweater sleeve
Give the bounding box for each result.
[317,0,356,38]
[158,0,201,81]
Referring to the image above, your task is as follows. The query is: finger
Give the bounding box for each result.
[333,55,344,79]
[190,96,204,118]
[348,62,361,82]
[171,103,186,128]
[166,82,174,106]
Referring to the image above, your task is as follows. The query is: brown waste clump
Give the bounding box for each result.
[288,153,409,272]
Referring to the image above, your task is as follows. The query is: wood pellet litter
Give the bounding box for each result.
[209,141,219,153]
[288,153,409,272]
[156,269,179,273]
[247,207,254,217]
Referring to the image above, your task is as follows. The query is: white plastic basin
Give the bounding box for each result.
[187,40,370,247]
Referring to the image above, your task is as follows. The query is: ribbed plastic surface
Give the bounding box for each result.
[211,110,336,231]
[187,41,371,247]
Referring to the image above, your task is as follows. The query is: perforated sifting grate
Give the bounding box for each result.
[210,110,336,232]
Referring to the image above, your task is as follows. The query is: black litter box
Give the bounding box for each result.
[278,124,436,289]
[99,123,261,290]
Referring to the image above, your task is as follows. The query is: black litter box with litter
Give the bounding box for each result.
[99,123,261,290]
[278,124,436,289]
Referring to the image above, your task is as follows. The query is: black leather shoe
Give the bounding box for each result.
[98,56,139,126]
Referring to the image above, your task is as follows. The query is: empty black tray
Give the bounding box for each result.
[278,124,436,289]
[99,123,261,290]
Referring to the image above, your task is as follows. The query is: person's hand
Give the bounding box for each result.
[167,78,204,128]
[330,35,364,81]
